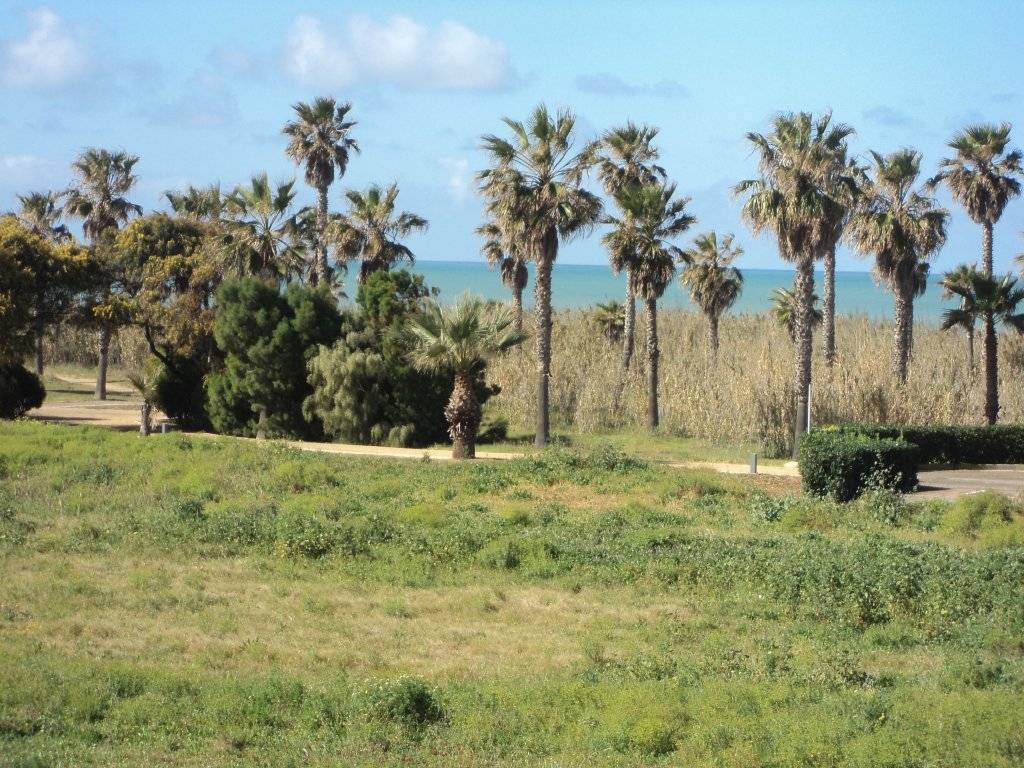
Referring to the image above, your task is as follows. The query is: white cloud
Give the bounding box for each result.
[440,157,471,202]
[1,7,87,89]
[0,154,42,171]
[283,14,511,90]
[148,71,240,129]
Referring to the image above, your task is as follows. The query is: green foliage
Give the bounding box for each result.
[0,365,45,418]
[207,278,341,438]
[800,430,919,502]
[353,676,445,728]
[836,422,1024,465]
[152,354,210,429]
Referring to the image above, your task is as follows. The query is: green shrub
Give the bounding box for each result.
[800,430,919,502]
[354,676,445,728]
[0,365,45,418]
[835,423,1024,465]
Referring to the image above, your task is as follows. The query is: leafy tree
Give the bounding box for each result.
[605,184,695,431]
[941,264,979,371]
[591,300,625,343]
[479,219,528,331]
[406,295,525,458]
[679,231,744,356]
[207,279,342,438]
[0,218,41,367]
[283,97,359,286]
[222,174,305,280]
[846,149,949,383]
[329,183,427,284]
[594,123,666,380]
[941,268,1024,423]
[771,286,823,343]
[64,148,142,399]
[479,104,602,447]
[735,111,855,454]
[931,123,1022,276]
[0,364,44,418]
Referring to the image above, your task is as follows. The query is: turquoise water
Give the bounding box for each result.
[413,260,956,322]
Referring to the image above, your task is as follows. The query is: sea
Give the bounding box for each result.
[412,261,956,322]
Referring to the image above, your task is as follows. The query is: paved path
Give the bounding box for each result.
[915,467,1024,500]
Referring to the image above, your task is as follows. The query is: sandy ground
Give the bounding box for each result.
[26,395,1024,498]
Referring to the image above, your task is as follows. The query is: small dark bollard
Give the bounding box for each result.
[750,453,758,474]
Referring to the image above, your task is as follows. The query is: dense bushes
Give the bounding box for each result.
[836,423,1024,465]
[800,430,919,501]
[0,365,45,418]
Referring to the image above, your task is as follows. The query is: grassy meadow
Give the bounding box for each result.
[2,420,1024,766]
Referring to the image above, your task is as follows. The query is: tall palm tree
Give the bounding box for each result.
[594,123,666,380]
[941,264,979,371]
[734,111,855,454]
[771,286,823,343]
[16,191,70,242]
[479,219,528,331]
[406,294,526,459]
[606,183,695,431]
[846,149,949,383]
[329,183,427,284]
[932,123,1022,276]
[282,97,359,286]
[941,268,1024,424]
[222,174,305,280]
[821,157,865,367]
[479,104,602,447]
[592,300,625,343]
[64,148,142,400]
[679,231,744,356]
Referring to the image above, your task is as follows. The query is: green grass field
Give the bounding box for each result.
[2,420,1023,766]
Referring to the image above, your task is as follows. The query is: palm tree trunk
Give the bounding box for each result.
[95,323,111,401]
[823,244,837,367]
[982,221,994,276]
[792,258,814,457]
[534,247,554,448]
[906,294,915,361]
[35,314,45,377]
[984,311,998,424]
[513,285,523,334]
[613,272,636,410]
[645,296,659,432]
[708,312,720,358]
[139,401,152,437]
[314,184,329,286]
[892,283,910,384]
[445,372,481,459]
[256,407,268,439]
[967,324,975,370]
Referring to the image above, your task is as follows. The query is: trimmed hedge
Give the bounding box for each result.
[835,423,1024,465]
[800,430,919,502]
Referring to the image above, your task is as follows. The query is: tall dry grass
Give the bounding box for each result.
[487,309,1024,456]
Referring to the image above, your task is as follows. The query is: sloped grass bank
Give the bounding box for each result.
[2,421,1023,766]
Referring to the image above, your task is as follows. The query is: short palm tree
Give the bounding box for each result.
[165,183,222,222]
[16,191,70,242]
[479,104,602,447]
[592,300,625,343]
[679,231,744,356]
[846,149,949,383]
[594,123,666,378]
[406,295,526,459]
[941,264,979,370]
[330,183,428,284]
[941,267,1024,424]
[606,183,695,431]
[479,219,528,331]
[283,97,359,286]
[771,286,823,343]
[932,123,1022,276]
[64,148,142,400]
[735,111,855,453]
[222,174,304,280]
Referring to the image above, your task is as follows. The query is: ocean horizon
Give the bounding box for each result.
[409,260,962,322]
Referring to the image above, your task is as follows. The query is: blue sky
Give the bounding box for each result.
[2,0,1023,272]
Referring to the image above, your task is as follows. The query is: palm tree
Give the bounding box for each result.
[282,97,359,286]
[64,148,142,400]
[479,104,602,447]
[16,191,70,242]
[941,268,1024,424]
[846,149,949,383]
[406,295,526,459]
[932,123,1022,276]
[821,157,865,367]
[679,231,744,356]
[165,183,222,222]
[606,183,695,431]
[222,174,305,280]
[941,264,979,371]
[734,112,855,454]
[479,219,528,331]
[592,300,625,343]
[329,183,427,284]
[771,286,823,343]
[594,123,666,380]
